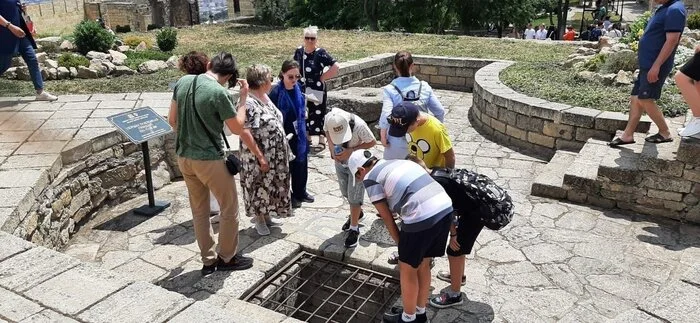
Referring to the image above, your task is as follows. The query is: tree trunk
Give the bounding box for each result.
[497,22,503,38]
[364,0,379,31]
[557,0,571,39]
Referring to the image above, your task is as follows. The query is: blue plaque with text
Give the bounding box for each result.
[107,107,172,144]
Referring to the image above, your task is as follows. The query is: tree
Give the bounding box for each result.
[556,0,571,40]
[481,0,538,38]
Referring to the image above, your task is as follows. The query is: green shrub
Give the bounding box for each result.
[253,0,290,26]
[601,50,639,74]
[114,25,131,33]
[156,28,178,52]
[621,11,651,49]
[73,20,115,54]
[123,35,153,48]
[124,50,171,69]
[688,12,700,30]
[57,53,89,68]
[584,53,606,72]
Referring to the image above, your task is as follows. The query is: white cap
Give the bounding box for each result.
[347,150,373,184]
[325,110,352,144]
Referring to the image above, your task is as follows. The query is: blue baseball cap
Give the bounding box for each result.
[387,102,420,137]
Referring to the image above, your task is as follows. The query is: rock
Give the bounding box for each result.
[101,61,117,75]
[35,36,62,52]
[598,36,614,48]
[57,66,70,79]
[3,67,16,79]
[60,40,75,51]
[633,69,640,81]
[44,59,58,69]
[77,66,101,79]
[40,68,49,81]
[135,41,148,51]
[599,46,614,55]
[117,45,131,52]
[166,55,179,68]
[681,36,697,49]
[115,39,124,47]
[36,52,47,63]
[686,30,700,41]
[89,63,108,76]
[137,60,168,74]
[576,71,598,83]
[111,65,136,77]
[48,68,58,80]
[86,51,110,60]
[109,50,128,66]
[576,47,597,56]
[15,66,30,81]
[614,70,633,86]
[563,55,592,68]
[11,56,26,67]
[611,43,630,52]
[600,73,616,85]
[69,67,78,78]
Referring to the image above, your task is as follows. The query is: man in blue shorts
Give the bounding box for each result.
[609,0,686,147]
[349,150,452,323]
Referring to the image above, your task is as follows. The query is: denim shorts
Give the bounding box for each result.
[335,162,365,206]
[632,68,671,100]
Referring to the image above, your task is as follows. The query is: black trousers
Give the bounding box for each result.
[290,158,309,200]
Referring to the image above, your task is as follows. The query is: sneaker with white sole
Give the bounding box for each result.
[679,117,700,137]
[35,91,58,101]
[429,290,463,309]
[255,220,270,236]
[264,216,283,226]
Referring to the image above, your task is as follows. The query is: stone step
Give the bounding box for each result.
[530,150,578,199]
[562,139,609,199]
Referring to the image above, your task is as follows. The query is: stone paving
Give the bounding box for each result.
[49,90,700,322]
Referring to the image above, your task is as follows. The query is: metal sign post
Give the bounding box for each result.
[107,107,173,216]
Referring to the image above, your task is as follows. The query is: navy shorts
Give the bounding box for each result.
[632,68,671,100]
[680,52,700,82]
[446,210,484,257]
[398,215,451,268]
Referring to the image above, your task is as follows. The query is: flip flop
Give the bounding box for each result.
[644,133,673,144]
[608,137,635,147]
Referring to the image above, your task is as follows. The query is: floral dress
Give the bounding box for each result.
[239,95,291,218]
[293,47,337,135]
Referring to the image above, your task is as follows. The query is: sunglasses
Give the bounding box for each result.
[286,74,301,80]
[304,37,317,41]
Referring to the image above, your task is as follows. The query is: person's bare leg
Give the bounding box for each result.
[399,262,419,318]
[350,205,362,227]
[448,255,466,293]
[417,258,432,309]
[620,96,644,142]
[676,72,700,117]
[640,99,671,138]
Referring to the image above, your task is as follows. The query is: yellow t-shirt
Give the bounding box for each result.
[406,115,452,168]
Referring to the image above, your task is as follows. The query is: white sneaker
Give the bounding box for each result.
[264,215,283,227]
[679,117,700,137]
[255,220,270,236]
[35,91,58,101]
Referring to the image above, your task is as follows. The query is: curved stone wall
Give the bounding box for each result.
[470,61,652,157]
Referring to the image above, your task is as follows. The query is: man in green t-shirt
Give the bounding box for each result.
[168,52,253,275]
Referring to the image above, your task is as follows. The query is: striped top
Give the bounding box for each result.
[362,160,453,232]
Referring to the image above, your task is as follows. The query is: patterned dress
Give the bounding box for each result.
[239,95,291,218]
[293,47,337,136]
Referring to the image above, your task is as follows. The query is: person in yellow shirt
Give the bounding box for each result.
[387,102,455,169]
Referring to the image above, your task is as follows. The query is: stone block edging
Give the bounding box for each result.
[470,61,652,157]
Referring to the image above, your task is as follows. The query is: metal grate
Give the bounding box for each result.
[243,252,401,323]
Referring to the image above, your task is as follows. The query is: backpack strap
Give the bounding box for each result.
[391,81,422,102]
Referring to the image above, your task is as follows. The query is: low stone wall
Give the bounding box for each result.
[2,131,177,249]
[470,61,651,158]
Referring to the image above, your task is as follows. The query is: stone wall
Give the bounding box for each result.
[1,131,178,249]
[85,2,152,31]
[470,61,651,158]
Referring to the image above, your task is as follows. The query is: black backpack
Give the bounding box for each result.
[431,168,514,230]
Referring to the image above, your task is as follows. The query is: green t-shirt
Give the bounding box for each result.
[173,74,236,160]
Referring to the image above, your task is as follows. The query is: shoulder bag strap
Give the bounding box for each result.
[191,75,225,157]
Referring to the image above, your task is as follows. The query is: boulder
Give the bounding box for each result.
[108,50,127,66]
[44,59,59,69]
[576,71,598,83]
[35,36,62,52]
[576,47,597,56]
[40,68,49,81]
[86,51,110,60]
[60,40,75,51]
[117,45,131,52]
[599,73,616,85]
[11,56,25,67]
[598,36,615,48]
[77,66,101,79]
[599,46,614,55]
[135,41,148,51]
[686,30,700,41]
[101,61,117,75]
[48,68,58,80]
[611,43,630,52]
[614,70,633,86]
[35,52,47,64]
[681,36,697,49]
[69,67,78,78]
[57,67,70,79]
[137,60,168,74]
[166,55,179,68]
[111,66,137,77]
[3,67,17,79]
[563,55,593,68]
[89,62,108,77]
[15,66,30,81]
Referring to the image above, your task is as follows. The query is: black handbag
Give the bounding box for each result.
[191,75,241,176]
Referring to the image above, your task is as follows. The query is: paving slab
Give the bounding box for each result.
[97,100,137,109]
[77,281,193,323]
[24,264,131,315]
[168,301,252,323]
[60,102,99,110]
[0,130,32,143]
[19,309,81,323]
[0,287,44,321]
[639,281,700,323]
[0,247,79,292]
[14,141,68,155]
